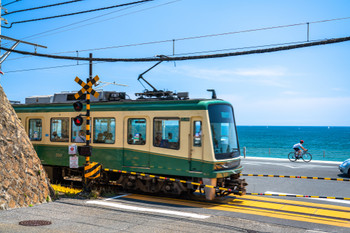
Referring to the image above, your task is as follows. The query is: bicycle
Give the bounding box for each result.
[288,150,312,162]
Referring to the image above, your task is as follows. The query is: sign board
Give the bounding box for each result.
[70,156,79,168]
[68,144,77,155]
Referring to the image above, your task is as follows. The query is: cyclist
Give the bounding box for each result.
[293,140,307,158]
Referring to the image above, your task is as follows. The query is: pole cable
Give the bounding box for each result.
[4,0,84,15]
[2,0,153,28]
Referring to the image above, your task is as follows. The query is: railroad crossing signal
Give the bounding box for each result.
[74,75,100,100]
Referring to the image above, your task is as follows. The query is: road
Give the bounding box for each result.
[0,157,349,233]
[241,157,349,202]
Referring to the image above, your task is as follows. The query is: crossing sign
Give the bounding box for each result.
[74,75,100,99]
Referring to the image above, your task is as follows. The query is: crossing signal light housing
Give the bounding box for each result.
[73,116,83,126]
[73,101,83,111]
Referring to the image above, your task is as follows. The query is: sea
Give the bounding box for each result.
[237,126,350,162]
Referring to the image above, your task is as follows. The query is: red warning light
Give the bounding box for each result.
[73,101,83,111]
[73,116,83,126]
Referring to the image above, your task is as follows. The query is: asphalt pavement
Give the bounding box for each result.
[0,157,349,233]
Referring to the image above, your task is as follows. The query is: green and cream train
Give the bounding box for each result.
[13,91,247,200]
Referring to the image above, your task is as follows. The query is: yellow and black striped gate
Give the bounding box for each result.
[84,162,102,179]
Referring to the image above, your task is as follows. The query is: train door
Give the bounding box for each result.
[123,117,150,168]
[27,117,44,151]
[189,118,203,172]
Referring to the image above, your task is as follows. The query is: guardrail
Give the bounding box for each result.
[242,174,350,182]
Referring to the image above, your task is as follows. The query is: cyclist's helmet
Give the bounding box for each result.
[300,140,304,144]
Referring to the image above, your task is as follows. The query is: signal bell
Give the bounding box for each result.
[73,101,83,111]
[73,116,83,126]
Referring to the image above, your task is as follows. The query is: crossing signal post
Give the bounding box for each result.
[73,74,99,160]
[73,54,101,184]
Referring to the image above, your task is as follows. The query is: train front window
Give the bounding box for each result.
[208,104,239,160]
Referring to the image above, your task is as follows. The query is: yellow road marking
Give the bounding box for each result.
[237,194,350,211]
[123,194,350,228]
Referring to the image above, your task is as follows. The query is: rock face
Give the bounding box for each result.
[0,84,52,210]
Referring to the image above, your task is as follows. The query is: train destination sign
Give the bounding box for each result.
[74,75,100,99]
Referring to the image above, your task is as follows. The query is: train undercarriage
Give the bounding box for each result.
[45,165,247,200]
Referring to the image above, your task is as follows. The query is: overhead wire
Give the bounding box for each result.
[23,0,180,41]
[4,0,84,15]
[2,0,154,28]
[61,15,350,53]
[3,0,181,61]
[2,40,311,73]
[6,14,350,58]
[1,36,350,65]
[2,0,177,47]
[3,0,21,7]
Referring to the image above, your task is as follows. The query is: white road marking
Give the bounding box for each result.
[86,200,210,219]
[243,161,336,169]
[105,194,129,201]
[265,191,350,205]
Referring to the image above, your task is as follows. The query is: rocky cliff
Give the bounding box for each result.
[0,84,52,210]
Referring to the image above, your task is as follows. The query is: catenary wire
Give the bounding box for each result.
[4,39,310,64]
[2,0,154,28]
[4,0,84,15]
[5,40,306,72]
[43,15,350,54]
[1,36,350,64]
[7,14,350,57]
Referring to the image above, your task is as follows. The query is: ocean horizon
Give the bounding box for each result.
[237,126,350,162]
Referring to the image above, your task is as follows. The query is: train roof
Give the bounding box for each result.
[13,91,232,113]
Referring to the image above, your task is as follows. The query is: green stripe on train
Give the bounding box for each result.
[34,144,241,178]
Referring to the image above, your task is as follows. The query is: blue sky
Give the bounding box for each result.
[1,0,350,126]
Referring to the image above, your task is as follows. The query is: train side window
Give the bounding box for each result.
[28,119,42,141]
[50,118,69,142]
[127,118,146,145]
[153,118,180,150]
[193,121,202,147]
[71,118,86,143]
[93,118,116,144]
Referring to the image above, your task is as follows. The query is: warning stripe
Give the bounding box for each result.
[85,162,101,179]
[104,168,350,200]
[242,174,350,182]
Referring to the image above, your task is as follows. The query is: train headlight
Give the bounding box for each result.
[214,160,240,170]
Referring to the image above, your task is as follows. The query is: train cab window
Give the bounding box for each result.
[50,118,69,142]
[193,121,202,147]
[71,118,86,143]
[28,119,42,141]
[153,118,179,150]
[127,118,146,145]
[93,118,115,144]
